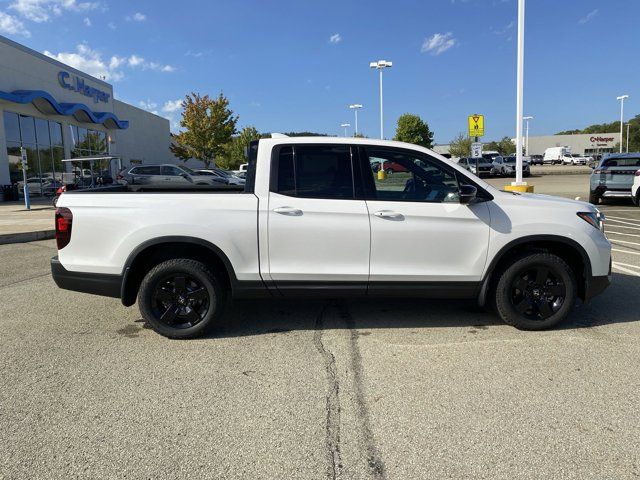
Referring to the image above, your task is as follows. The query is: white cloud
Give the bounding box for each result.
[138,100,158,113]
[421,32,457,55]
[579,9,598,25]
[83,16,90,26]
[107,21,115,29]
[126,12,146,22]
[9,0,100,23]
[44,43,123,81]
[0,11,31,36]
[43,43,176,82]
[185,50,203,57]
[162,99,182,113]
[127,54,144,67]
[329,33,341,44]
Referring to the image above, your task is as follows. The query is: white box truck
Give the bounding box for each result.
[543,146,572,165]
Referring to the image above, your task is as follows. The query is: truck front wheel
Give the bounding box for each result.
[494,253,576,330]
[138,258,226,339]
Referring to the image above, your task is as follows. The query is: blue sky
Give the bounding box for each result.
[1,0,639,143]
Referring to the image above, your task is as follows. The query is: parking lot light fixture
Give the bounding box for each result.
[617,95,629,153]
[523,116,533,156]
[370,60,392,140]
[340,123,351,137]
[626,123,630,153]
[349,104,363,135]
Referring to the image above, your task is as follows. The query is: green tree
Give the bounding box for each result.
[448,132,471,158]
[170,92,238,168]
[218,126,261,170]
[393,113,434,148]
[497,136,517,156]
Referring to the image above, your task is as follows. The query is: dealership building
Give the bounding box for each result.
[520,133,621,157]
[434,132,622,158]
[0,34,175,194]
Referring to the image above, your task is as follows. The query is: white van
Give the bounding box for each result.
[543,147,572,165]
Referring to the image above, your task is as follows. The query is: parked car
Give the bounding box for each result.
[529,154,544,165]
[197,168,246,186]
[543,147,572,165]
[632,170,640,207]
[589,153,640,204]
[120,164,225,188]
[493,156,531,177]
[233,163,249,178]
[457,157,494,177]
[565,153,588,166]
[52,136,611,339]
[17,177,57,195]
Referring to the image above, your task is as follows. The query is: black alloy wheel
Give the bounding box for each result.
[138,258,225,339]
[509,265,566,321]
[495,253,576,330]
[152,274,210,329]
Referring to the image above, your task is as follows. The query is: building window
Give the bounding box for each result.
[3,111,65,196]
[71,126,107,158]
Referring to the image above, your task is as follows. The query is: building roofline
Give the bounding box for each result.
[0,34,112,89]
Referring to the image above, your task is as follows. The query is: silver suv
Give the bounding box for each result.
[122,164,225,188]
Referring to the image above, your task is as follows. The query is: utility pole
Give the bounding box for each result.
[617,95,629,153]
[349,104,362,136]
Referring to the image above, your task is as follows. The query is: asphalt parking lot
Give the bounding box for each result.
[1,174,640,479]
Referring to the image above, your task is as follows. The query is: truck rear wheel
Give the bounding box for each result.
[494,253,576,330]
[138,258,226,339]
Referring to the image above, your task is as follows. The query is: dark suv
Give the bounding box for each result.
[589,154,640,204]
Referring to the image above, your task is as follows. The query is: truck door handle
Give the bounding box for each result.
[373,210,404,219]
[273,206,303,216]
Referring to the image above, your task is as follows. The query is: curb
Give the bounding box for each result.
[530,169,592,176]
[0,229,55,245]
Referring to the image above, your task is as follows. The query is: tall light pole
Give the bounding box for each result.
[340,123,351,137]
[370,60,392,140]
[523,116,533,156]
[627,123,630,153]
[617,95,629,153]
[513,0,526,186]
[349,104,363,136]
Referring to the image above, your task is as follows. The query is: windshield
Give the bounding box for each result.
[602,158,640,168]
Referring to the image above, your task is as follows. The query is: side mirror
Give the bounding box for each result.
[459,184,477,205]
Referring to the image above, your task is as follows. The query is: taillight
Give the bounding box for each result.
[55,207,73,250]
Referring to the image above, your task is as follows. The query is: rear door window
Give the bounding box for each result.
[133,166,160,175]
[603,158,640,168]
[272,145,355,199]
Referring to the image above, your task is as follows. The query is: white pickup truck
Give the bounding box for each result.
[52,137,612,338]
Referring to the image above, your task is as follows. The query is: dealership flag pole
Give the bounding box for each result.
[514,0,525,186]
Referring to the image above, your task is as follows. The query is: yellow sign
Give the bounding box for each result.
[468,114,485,138]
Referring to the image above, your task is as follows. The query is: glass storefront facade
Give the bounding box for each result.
[4,111,108,197]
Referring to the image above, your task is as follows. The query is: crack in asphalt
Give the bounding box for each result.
[314,300,387,480]
[313,302,343,480]
[336,300,387,480]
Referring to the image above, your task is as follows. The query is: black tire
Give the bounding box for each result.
[385,168,393,175]
[494,253,576,331]
[138,258,226,339]
[589,192,600,205]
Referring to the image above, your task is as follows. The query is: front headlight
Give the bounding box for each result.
[577,210,605,231]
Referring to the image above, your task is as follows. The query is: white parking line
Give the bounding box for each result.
[613,263,640,277]
[606,215,640,224]
[602,209,640,213]
[612,261,640,270]
[612,248,640,256]
[606,231,640,238]
[610,239,640,247]
[606,221,640,231]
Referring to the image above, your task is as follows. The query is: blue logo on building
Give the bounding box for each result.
[58,71,110,104]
